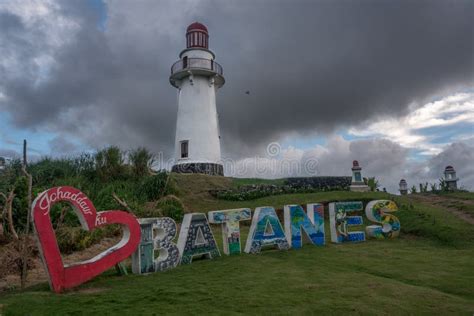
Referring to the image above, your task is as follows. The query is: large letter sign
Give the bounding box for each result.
[31,185,402,293]
[208,208,251,255]
[244,207,290,254]
[177,213,220,264]
[365,200,400,239]
[132,217,180,274]
[329,201,365,243]
[31,187,141,293]
[284,204,325,249]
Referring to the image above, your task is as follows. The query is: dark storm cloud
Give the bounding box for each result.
[48,136,78,155]
[0,0,473,158]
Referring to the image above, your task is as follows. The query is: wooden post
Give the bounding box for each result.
[20,139,33,289]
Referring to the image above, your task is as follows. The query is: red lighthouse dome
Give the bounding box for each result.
[186,22,209,49]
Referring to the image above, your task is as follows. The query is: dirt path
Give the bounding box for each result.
[408,194,474,225]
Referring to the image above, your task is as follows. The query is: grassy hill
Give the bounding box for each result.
[0,174,473,315]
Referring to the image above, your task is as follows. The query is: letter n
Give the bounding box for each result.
[284,203,325,249]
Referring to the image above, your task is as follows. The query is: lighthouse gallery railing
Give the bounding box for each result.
[171,58,223,76]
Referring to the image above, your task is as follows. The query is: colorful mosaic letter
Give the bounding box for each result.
[208,208,251,255]
[177,213,220,264]
[31,187,141,293]
[244,207,290,254]
[132,217,180,274]
[284,204,325,248]
[365,200,400,239]
[329,201,365,243]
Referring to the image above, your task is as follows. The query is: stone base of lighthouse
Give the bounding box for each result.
[172,163,224,176]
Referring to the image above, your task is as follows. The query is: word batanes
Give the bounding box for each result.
[134,200,400,273]
[32,187,400,293]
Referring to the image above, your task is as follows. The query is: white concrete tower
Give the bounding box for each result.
[170,22,225,176]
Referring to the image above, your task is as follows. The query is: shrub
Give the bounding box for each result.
[29,157,77,186]
[72,152,96,180]
[129,147,155,177]
[139,172,177,201]
[156,195,184,222]
[93,180,144,211]
[95,146,127,181]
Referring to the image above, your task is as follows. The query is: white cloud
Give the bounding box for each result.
[227,135,474,193]
[348,92,474,155]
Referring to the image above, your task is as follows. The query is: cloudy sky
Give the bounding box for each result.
[0,0,473,192]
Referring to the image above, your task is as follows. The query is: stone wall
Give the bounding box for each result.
[285,176,352,190]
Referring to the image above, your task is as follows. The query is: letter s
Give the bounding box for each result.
[365,200,400,239]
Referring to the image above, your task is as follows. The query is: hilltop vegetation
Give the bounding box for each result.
[1,149,473,249]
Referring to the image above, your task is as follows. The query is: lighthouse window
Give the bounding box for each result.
[181,140,189,158]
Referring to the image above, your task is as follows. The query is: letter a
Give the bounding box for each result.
[244,207,289,254]
[177,213,220,264]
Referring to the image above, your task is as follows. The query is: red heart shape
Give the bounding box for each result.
[32,186,141,293]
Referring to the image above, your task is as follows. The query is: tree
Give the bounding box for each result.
[419,183,428,193]
[365,177,380,192]
[439,178,448,192]
[410,185,417,194]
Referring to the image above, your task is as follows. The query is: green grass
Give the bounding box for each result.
[231,177,286,188]
[0,236,473,315]
[441,192,474,201]
[394,196,474,245]
[1,177,473,315]
[444,201,474,217]
[184,190,392,213]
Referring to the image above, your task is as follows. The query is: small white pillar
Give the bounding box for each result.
[349,160,370,192]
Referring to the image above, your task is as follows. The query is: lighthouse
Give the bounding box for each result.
[170,22,225,176]
[444,165,458,190]
[399,179,408,195]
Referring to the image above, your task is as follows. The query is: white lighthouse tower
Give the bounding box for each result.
[170,22,225,176]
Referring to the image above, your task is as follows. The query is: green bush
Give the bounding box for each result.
[139,172,173,201]
[129,147,155,177]
[95,146,128,181]
[156,195,184,222]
